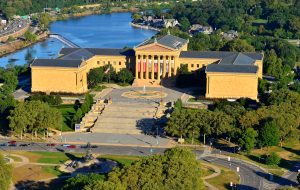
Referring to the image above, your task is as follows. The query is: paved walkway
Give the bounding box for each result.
[201,162,221,190]
[56,133,174,147]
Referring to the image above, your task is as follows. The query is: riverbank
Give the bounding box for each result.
[0,30,49,58]
[130,23,161,32]
[0,7,139,59]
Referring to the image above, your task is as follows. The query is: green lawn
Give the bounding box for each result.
[99,155,141,167]
[42,165,66,177]
[32,151,84,164]
[230,140,300,176]
[92,85,106,92]
[206,167,239,190]
[52,104,76,132]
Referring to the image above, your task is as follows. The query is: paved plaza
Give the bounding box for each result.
[102,86,183,104]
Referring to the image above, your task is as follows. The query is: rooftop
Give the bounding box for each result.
[180,51,262,74]
[136,34,188,50]
[31,59,83,68]
[32,48,134,68]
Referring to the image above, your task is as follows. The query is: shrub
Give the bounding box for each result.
[265,152,281,166]
[26,93,62,105]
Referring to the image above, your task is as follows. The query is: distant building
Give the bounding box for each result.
[163,19,179,28]
[189,24,213,35]
[138,16,179,29]
[221,30,239,40]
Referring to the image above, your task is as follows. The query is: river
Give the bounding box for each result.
[0,12,157,67]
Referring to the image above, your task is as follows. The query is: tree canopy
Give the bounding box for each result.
[8,100,62,139]
[0,153,12,190]
[64,148,204,190]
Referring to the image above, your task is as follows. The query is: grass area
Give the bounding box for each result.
[100,155,141,167]
[92,85,106,92]
[52,104,76,132]
[200,163,215,178]
[7,155,23,162]
[187,97,204,102]
[229,140,300,176]
[13,164,60,183]
[252,19,268,24]
[206,165,239,190]
[13,151,84,164]
[42,165,65,177]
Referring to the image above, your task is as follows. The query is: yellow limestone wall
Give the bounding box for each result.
[206,73,258,100]
[178,58,219,72]
[31,65,88,94]
[85,55,130,72]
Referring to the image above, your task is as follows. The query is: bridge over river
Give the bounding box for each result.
[48,34,80,48]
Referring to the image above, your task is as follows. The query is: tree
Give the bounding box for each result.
[39,13,51,29]
[238,128,258,153]
[259,120,280,148]
[179,17,190,32]
[117,68,133,84]
[222,39,255,52]
[0,153,12,190]
[24,31,37,42]
[265,152,281,166]
[72,108,82,124]
[131,13,142,22]
[297,173,300,184]
[165,108,192,140]
[87,67,104,88]
[4,7,16,18]
[8,101,62,139]
[64,173,105,190]
[0,71,18,95]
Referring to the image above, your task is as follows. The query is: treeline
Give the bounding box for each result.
[166,89,300,153]
[166,0,300,39]
[1,0,169,18]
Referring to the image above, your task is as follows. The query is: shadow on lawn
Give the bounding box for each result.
[15,176,69,190]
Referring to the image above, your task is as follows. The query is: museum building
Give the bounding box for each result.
[31,34,263,100]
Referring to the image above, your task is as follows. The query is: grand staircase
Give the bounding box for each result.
[91,102,158,134]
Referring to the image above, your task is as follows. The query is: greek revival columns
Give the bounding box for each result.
[135,54,178,81]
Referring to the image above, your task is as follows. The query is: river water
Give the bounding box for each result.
[0,12,157,67]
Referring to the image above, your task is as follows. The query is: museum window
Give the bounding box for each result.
[197,64,199,68]
[103,61,105,64]
[191,64,194,68]
[97,61,100,64]
[119,61,122,65]
[113,61,116,65]
[108,61,110,64]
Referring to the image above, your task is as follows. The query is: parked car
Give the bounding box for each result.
[8,140,16,144]
[47,143,56,147]
[0,143,7,146]
[62,144,70,147]
[67,145,76,149]
[19,144,29,147]
[8,143,16,147]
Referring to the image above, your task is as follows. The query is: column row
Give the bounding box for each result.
[135,54,177,80]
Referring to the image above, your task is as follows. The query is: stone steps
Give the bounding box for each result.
[97,117,155,125]
[91,102,158,134]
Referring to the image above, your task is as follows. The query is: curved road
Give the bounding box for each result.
[201,156,264,190]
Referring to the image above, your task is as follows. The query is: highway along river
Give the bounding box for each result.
[0,12,157,67]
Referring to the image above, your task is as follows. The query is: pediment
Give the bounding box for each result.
[135,44,175,52]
